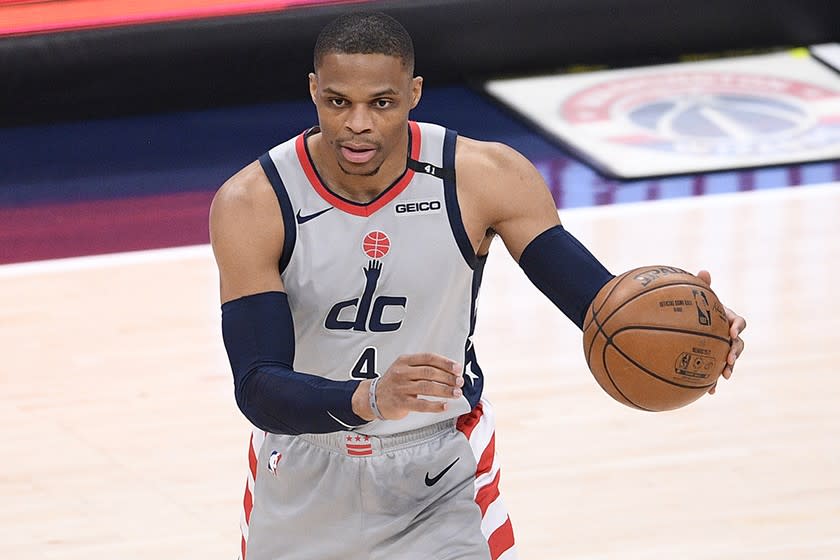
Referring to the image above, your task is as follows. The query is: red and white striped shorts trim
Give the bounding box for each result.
[239,429,265,560]
[239,400,516,560]
[457,400,518,560]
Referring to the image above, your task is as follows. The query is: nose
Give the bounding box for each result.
[345,104,373,134]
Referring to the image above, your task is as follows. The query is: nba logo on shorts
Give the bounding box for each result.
[267,450,282,475]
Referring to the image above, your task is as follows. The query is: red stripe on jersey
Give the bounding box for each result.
[294,121,422,217]
[487,516,515,559]
[476,433,495,476]
[475,470,501,516]
[241,534,247,560]
[455,401,484,440]
[408,120,421,159]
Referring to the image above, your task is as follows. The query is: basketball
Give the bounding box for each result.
[582,266,731,411]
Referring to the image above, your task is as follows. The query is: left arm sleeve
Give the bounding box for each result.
[518,224,614,329]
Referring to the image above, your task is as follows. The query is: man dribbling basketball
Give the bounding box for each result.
[209,12,747,560]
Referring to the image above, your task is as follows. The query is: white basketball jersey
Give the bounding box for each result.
[259,121,486,435]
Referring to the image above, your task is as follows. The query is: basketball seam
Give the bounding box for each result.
[599,336,652,411]
[597,280,722,334]
[585,307,603,373]
[591,308,649,411]
[582,269,633,332]
[586,277,697,365]
[584,269,635,365]
[605,330,720,390]
[612,325,731,345]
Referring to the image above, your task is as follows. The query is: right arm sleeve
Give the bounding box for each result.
[221,291,369,435]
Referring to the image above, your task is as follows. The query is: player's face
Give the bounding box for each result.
[309,53,422,178]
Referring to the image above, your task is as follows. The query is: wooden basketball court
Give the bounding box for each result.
[2,183,838,559]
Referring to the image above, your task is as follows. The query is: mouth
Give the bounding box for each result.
[339,143,378,164]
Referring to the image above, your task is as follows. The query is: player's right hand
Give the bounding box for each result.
[352,353,464,421]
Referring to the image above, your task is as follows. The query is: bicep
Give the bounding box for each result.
[466,142,560,261]
[209,168,285,303]
[494,171,561,261]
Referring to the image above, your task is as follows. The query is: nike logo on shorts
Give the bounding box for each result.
[424,457,460,487]
[296,207,333,224]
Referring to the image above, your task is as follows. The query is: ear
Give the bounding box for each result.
[308,73,318,103]
[410,76,423,109]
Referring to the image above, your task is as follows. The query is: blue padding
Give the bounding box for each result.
[221,291,367,434]
[518,225,614,329]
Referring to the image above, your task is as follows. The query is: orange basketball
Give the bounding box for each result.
[582,266,731,411]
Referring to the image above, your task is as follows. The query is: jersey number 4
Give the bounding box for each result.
[351,346,379,379]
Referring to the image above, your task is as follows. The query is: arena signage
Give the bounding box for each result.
[485,48,840,179]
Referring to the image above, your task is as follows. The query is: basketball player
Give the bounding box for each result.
[210,12,746,560]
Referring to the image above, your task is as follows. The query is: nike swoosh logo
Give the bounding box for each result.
[296,207,333,224]
[424,457,460,487]
[326,411,358,429]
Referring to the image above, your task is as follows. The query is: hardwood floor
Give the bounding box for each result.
[1,184,837,559]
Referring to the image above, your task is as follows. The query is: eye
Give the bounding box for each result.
[330,98,347,107]
[374,99,392,108]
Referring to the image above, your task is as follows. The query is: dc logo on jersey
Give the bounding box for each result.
[267,450,282,476]
[561,71,840,156]
[325,231,406,333]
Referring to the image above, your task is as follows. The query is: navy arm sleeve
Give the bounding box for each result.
[221,291,368,435]
[518,224,614,329]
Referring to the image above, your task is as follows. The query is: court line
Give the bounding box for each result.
[563,180,839,220]
[1,182,836,278]
[0,243,212,277]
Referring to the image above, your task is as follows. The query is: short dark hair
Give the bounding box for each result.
[313,12,415,74]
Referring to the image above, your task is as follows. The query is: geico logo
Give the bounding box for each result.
[395,200,442,213]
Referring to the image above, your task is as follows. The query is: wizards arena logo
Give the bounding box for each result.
[324,231,406,333]
[561,72,840,156]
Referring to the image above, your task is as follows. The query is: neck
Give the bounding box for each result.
[308,130,409,203]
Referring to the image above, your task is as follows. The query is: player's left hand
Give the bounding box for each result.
[696,270,746,395]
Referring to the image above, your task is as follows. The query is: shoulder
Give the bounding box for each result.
[211,160,275,219]
[454,136,548,206]
[454,135,556,222]
[210,159,284,237]
[210,160,284,252]
[210,160,287,301]
[451,135,560,259]
[455,136,530,177]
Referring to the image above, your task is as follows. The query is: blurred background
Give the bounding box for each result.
[1,1,839,559]
[2,0,839,264]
